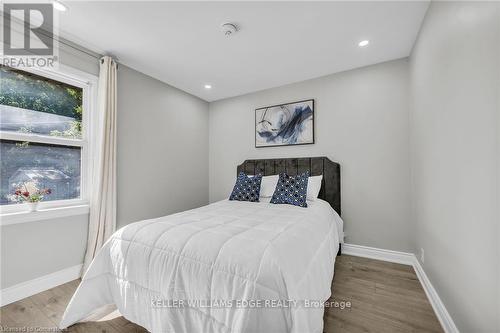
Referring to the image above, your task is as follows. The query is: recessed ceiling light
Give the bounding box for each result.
[204,84,212,89]
[358,40,370,47]
[53,0,67,12]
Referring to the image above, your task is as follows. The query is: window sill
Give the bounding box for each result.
[0,204,90,226]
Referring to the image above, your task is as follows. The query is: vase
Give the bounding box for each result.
[28,202,39,212]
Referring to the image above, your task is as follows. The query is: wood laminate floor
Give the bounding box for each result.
[0,255,443,333]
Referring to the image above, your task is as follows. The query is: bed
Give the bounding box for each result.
[60,157,343,333]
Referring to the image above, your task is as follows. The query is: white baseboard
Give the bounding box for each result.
[342,243,459,333]
[342,243,415,265]
[412,258,459,333]
[0,264,82,307]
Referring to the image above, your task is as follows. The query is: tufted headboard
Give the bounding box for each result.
[237,157,341,215]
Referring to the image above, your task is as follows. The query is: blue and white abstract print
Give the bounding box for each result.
[255,99,314,147]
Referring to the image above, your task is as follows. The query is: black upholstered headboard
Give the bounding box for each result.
[237,157,341,215]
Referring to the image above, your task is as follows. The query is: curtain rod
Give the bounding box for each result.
[58,36,103,61]
[4,14,104,61]
[4,14,119,69]
[57,36,119,67]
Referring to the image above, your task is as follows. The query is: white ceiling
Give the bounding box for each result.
[59,1,429,101]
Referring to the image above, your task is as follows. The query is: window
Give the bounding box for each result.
[0,65,93,212]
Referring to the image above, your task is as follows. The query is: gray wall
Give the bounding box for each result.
[409,1,500,331]
[1,215,89,288]
[117,65,209,228]
[1,50,209,289]
[209,59,413,252]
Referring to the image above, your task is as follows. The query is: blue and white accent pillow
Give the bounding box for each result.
[229,172,262,202]
[270,172,309,207]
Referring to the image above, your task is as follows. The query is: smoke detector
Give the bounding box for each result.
[221,23,238,36]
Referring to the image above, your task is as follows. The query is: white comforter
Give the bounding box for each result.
[60,199,342,333]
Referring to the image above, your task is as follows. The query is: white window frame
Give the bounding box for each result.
[0,64,98,223]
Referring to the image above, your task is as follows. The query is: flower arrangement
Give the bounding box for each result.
[10,182,52,211]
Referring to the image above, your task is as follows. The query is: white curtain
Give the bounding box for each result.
[82,56,118,274]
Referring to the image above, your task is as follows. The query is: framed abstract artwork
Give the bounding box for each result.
[255,99,314,148]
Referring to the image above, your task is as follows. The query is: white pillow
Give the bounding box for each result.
[306,175,323,201]
[259,175,279,198]
[250,174,323,200]
[247,175,279,198]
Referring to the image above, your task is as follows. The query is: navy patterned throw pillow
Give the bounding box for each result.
[229,172,262,202]
[270,172,309,207]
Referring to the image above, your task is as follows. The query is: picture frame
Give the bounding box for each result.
[255,99,314,148]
